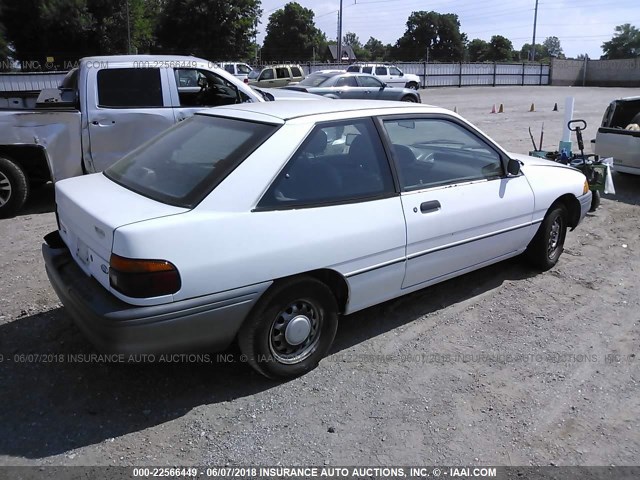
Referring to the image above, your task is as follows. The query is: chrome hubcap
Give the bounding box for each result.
[548,217,562,257]
[285,315,312,345]
[269,300,320,365]
[0,171,11,207]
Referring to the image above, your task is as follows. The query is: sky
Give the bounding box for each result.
[256,0,640,59]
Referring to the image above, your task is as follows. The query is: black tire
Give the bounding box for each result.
[401,95,417,102]
[407,82,419,90]
[238,276,339,379]
[525,204,568,271]
[0,156,29,218]
[589,190,601,212]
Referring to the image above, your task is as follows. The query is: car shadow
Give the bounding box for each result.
[603,171,639,206]
[0,258,534,459]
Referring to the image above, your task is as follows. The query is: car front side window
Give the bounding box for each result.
[258,119,395,209]
[382,118,504,192]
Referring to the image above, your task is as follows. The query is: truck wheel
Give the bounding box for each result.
[0,157,29,218]
[407,82,419,90]
[238,276,339,379]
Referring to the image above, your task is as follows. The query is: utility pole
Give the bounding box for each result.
[529,0,539,61]
[337,0,343,64]
[125,0,132,54]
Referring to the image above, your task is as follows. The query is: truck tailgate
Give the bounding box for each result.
[595,127,640,169]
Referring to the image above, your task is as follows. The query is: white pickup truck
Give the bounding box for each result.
[594,96,640,175]
[0,55,267,217]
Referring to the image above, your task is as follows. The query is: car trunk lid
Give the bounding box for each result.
[55,173,188,290]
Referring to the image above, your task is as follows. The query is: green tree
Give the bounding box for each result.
[543,36,563,58]
[261,2,325,61]
[467,38,489,62]
[343,31,370,60]
[156,0,260,60]
[520,43,546,61]
[1,0,96,68]
[364,37,386,61]
[485,35,513,61]
[601,23,640,59]
[393,11,465,61]
[88,0,162,55]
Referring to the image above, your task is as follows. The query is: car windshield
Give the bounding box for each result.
[104,115,278,208]
[248,69,260,79]
[298,74,332,87]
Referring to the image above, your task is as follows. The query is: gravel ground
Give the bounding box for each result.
[0,86,638,467]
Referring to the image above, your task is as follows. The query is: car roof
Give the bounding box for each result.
[199,100,443,122]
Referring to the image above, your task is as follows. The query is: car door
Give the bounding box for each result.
[85,66,175,173]
[257,67,277,87]
[379,115,536,289]
[329,75,362,99]
[355,76,386,99]
[387,66,406,87]
[274,66,292,87]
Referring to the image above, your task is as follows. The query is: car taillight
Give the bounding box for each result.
[109,254,181,298]
[244,78,248,84]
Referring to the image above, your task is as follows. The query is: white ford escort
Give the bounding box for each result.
[43,100,592,378]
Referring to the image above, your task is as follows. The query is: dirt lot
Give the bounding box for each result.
[0,86,638,467]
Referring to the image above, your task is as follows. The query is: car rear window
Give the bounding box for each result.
[104,115,278,208]
[299,74,332,87]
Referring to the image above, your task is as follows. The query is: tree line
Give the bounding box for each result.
[0,0,638,71]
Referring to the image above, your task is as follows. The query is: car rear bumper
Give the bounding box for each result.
[578,191,592,222]
[42,233,271,354]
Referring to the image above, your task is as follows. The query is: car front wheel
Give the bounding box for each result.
[525,204,568,270]
[401,95,417,102]
[238,277,339,379]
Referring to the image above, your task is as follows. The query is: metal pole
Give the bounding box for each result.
[125,0,132,54]
[530,0,539,61]
[337,0,343,64]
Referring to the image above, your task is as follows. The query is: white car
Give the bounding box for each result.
[43,100,592,379]
[346,63,421,90]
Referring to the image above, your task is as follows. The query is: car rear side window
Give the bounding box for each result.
[97,68,163,108]
[258,118,395,209]
[335,76,358,87]
[105,115,278,208]
[290,66,303,77]
[276,67,290,79]
[375,67,387,75]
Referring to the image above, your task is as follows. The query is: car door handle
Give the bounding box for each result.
[91,120,115,126]
[420,200,441,213]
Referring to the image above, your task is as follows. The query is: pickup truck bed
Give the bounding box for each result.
[594,96,640,175]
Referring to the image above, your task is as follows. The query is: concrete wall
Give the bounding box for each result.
[551,57,640,87]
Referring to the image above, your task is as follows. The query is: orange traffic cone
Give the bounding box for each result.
[529,103,535,112]
[498,103,504,113]
[552,102,558,111]
[490,104,496,114]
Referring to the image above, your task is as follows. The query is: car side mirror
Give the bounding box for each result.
[399,72,404,77]
[380,83,387,90]
[507,158,521,176]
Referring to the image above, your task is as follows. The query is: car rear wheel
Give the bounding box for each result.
[0,156,29,218]
[238,276,339,379]
[525,204,568,270]
[407,82,419,90]
[401,95,417,102]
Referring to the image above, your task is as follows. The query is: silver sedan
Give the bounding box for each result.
[283,72,421,102]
